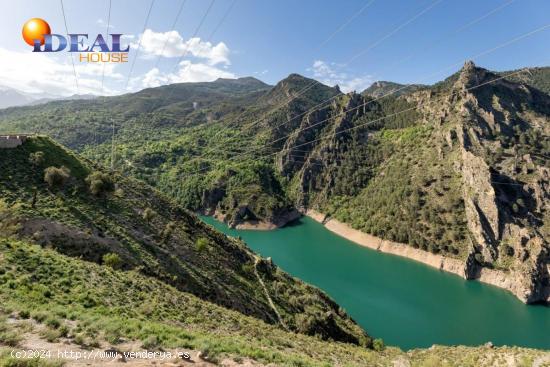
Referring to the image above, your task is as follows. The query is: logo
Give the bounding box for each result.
[22,18,129,63]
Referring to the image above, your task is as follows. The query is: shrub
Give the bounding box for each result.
[162,221,177,240]
[294,314,314,334]
[18,310,30,319]
[373,338,385,351]
[45,317,61,329]
[0,200,21,237]
[102,253,122,269]
[0,330,22,347]
[58,325,70,338]
[241,263,254,274]
[28,151,45,167]
[31,311,48,323]
[40,328,62,343]
[198,341,219,363]
[141,335,159,350]
[195,237,209,252]
[73,333,86,346]
[105,329,122,344]
[43,166,70,188]
[142,208,156,222]
[85,171,115,196]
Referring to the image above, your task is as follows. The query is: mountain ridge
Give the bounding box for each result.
[0,62,548,303]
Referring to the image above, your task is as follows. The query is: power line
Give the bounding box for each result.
[59,0,79,94]
[345,0,443,66]
[195,0,396,158]
[373,0,516,77]
[317,0,376,50]
[168,0,216,76]
[161,0,216,101]
[213,21,550,161]
[124,0,156,91]
[270,69,538,158]
[153,0,187,70]
[166,0,236,89]
[184,57,547,179]
[98,0,112,148]
[120,0,224,153]
[207,0,237,41]
[198,0,442,159]
[114,0,155,170]
[246,0,513,148]
[111,119,116,170]
[100,0,112,95]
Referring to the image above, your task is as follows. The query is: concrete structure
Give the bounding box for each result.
[0,134,31,149]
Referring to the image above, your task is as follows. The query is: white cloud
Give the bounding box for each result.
[134,29,230,65]
[311,60,373,93]
[134,60,236,90]
[0,47,122,96]
[96,18,116,29]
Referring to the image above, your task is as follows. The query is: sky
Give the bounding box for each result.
[0,0,549,97]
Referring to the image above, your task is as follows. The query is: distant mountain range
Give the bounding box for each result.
[0,85,96,109]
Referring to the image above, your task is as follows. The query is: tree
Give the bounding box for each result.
[29,152,47,207]
[162,221,177,241]
[43,166,70,188]
[29,151,45,167]
[142,207,156,222]
[85,171,115,196]
[102,253,122,269]
[0,199,21,235]
[195,237,209,252]
[373,338,385,351]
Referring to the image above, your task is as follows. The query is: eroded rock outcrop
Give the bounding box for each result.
[451,61,550,303]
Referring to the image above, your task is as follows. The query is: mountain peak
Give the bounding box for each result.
[462,60,476,72]
[456,60,490,89]
[363,81,425,98]
[214,76,268,85]
[275,73,315,88]
[262,73,339,106]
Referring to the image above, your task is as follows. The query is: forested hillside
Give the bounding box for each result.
[0,62,548,303]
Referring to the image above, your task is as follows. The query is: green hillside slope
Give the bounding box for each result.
[0,136,368,345]
[2,239,547,366]
[0,77,271,150]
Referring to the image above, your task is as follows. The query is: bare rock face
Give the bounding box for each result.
[448,63,550,303]
[524,237,550,302]
[461,149,500,262]
[532,167,550,212]
[457,61,488,90]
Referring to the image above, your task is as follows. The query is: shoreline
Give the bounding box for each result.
[209,208,301,231]
[304,210,529,303]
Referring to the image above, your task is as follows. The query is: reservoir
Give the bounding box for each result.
[202,215,550,350]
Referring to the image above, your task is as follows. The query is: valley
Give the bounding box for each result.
[1,62,548,304]
[202,215,550,350]
[0,61,549,365]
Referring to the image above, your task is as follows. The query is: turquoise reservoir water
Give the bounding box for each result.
[201,216,550,350]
